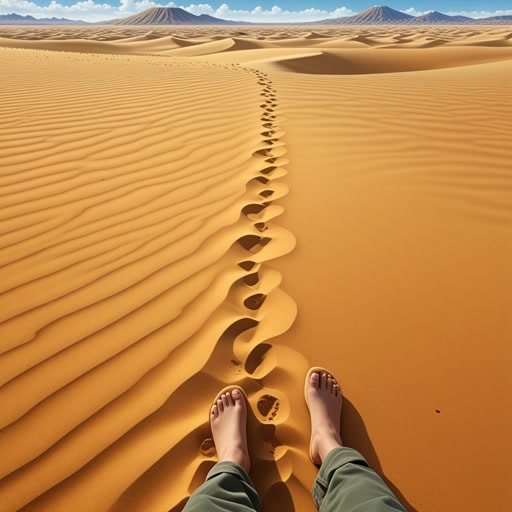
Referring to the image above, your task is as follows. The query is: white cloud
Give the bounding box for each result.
[445,9,512,19]
[403,7,429,17]
[0,1,511,23]
[404,6,512,19]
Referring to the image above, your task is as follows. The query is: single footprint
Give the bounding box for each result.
[244,293,267,310]
[253,148,272,158]
[239,260,256,271]
[200,438,216,457]
[257,394,280,422]
[243,271,259,286]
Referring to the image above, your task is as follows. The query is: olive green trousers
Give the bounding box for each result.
[183,447,406,511]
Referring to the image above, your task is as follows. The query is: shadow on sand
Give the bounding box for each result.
[342,397,418,512]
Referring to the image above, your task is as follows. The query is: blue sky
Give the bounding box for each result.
[1,1,511,22]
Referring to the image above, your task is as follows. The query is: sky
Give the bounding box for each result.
[1,0,511,23]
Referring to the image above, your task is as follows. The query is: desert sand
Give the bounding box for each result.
[0,24,511,512]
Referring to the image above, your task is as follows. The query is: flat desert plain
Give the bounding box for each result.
[0,24,511,512]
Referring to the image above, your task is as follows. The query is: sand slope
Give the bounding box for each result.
[0,47,301,511]
[267,57,512,512]
[1,25,511,512]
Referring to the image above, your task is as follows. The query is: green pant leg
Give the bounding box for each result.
[312,447,407,512]
[183,461,260,512]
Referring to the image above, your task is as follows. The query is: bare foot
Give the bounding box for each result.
[211,388,250,473]
[305,368,343,465]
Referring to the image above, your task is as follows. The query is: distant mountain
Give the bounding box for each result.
[112,7,243,25]
[479,14,512,22]
[0,12,85,24]
[414,11,473,24]
[317,6,414,24]
[353,5,414,23]
[316,5,512,25]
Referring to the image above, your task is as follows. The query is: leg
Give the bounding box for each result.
[184,387,260,512]
[305,369,406,512]
[183,461,259,512]
[313,447,406,512]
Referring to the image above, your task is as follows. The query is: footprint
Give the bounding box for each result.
[237,234,271,253]
[244,293,267,310]
[255,176,270,185]
[218,317,259,344]
[257,394,280,422]
[260,166,276,175]
[242,203,266,216]
[253,148,272,158]
[239,260,256,271]
[200,438,216,457]
[243,272,259,286]
[245,343,272,374]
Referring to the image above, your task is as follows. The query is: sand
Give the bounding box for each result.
[0,24,511,512]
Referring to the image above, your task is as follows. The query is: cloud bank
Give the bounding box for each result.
[0,0,511,23]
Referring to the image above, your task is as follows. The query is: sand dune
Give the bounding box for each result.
[0,24,511,512]
[1,24,512,54]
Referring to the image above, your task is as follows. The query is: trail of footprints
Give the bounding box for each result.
[200,67,289,458]
[0,56,293,508]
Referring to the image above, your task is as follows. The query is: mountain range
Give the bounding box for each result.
[314,5,512,24]
[316,6,475,24]
[0,12,86,24]
[1,6,512,26]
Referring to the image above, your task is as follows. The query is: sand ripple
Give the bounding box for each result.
[0,48,301,511]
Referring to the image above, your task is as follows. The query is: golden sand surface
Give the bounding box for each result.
[0,25,511,512]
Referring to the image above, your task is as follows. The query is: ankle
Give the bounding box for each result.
[220,446,250,472]
[318,436,343,462]
[313,427,343,463]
